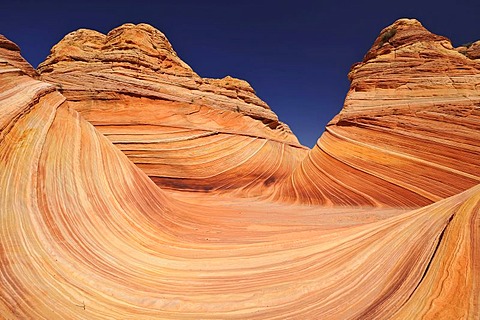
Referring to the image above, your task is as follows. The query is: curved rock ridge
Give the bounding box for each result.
[1,42,479,318]
[0,34,38,78]
[37,23,307,193]
[272,19,480,206]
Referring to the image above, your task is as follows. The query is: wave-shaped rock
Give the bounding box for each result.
[38,20,480,205]
[1,19,480,319]
[274,19,480,206]
[38,23,307,194]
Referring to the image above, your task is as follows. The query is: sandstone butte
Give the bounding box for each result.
[0,18,479,319]
[37,23,308,196]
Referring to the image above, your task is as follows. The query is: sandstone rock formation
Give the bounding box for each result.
[38,23,307,194]
[37,20,480,206]
[274,19,480,206]
[1,18,480,319]
[457,40,480,59]
[0,35,38,78]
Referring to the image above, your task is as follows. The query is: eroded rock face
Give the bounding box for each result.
[0,34,38,78]
[37,23,307,194]
[34,20,480,205]
[456,40,480,59]
[273,19,480,206]
[1,38,479,318]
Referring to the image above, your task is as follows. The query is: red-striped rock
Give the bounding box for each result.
[274,19,480,206]
[1,20,480,319]
[0,34,37,78]
[38,23,307,194]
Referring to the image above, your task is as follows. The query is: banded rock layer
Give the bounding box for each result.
[0,20,480,319]
[38,23,307,194]
[1,34,479,319]
[38,20,480,207]
[274,19,480,206]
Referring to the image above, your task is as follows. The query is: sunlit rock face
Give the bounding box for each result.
[1,18,480,319]
[273,19,480,206]
[37,23,308,195]
[0,35,38,78]
[37,20,480,206]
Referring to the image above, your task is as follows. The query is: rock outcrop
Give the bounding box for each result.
[0,34,37,77]
[457,40,480,59]
[273,19,480,206]
[1,19,480,318]
[38,23,307,194]
[38,20,480,206]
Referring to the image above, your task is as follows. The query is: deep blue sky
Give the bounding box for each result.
[1,0,479,147]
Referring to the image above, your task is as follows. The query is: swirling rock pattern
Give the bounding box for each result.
[274,19,480,206]
[1,18,480,319]
[0,35,37,78]
[38,23,307,194]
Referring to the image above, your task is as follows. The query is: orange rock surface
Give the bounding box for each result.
[1,18,480,319]
[38,23,307,194]
[0,35,38,78]
[274,19,480,206]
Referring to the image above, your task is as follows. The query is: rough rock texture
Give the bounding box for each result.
[456,40,480,59]
[38,23,307,194]
[1,37,479,318]
[0,34,38,78]
[38,20,480,206]
[0,36,46,142]
[273,19,480,206]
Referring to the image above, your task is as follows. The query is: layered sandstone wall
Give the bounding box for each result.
[275,19,480,206]
[1,20,480,318]
[38,23,307,194]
